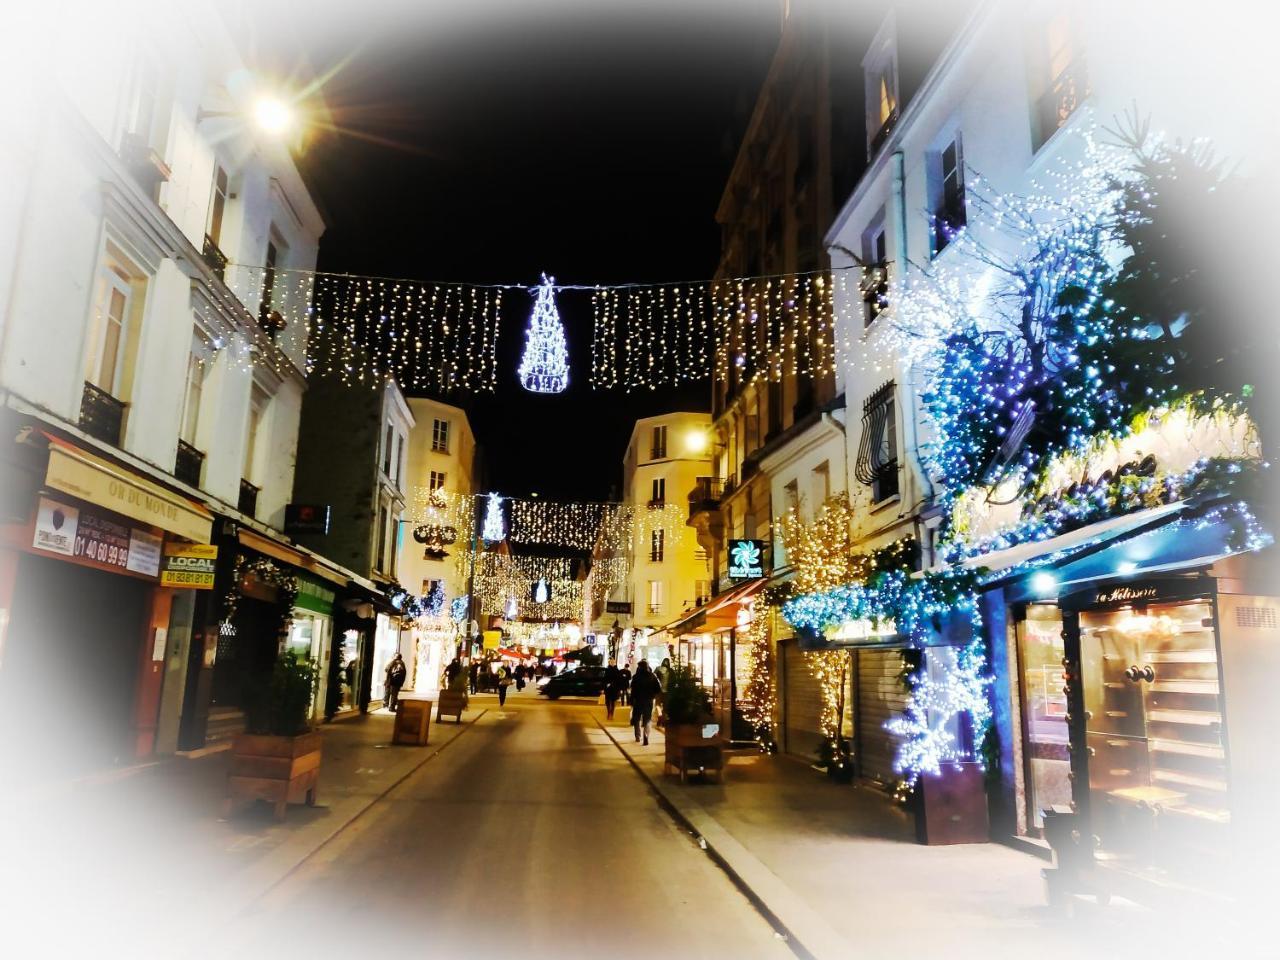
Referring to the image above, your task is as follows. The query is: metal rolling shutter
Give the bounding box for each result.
[782,641,825,761]
[857,647,908,785]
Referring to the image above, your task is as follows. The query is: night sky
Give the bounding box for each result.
[256,2,783,501]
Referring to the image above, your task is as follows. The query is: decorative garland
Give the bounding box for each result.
[222,555,300,634]
[738,606,778,752]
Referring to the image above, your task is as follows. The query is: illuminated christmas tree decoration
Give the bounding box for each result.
[519,275,569,393]
[504,596,518,620]
[533,577,549,604]
[482,493,505,543]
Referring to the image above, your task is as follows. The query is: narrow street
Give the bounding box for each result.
[213,693,791,959]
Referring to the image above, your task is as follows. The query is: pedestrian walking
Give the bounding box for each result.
[445,657,462,689]
[497,665,513,707]
[654,657,672,725]
[383,652,407,711]
[468,660,480,694]
[603,664,621,720]
[629,660,662,745]
[619,666,631,706]
[515,664,527,692]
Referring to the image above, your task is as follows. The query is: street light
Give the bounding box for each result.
[196,94,297,137]
[684,428,708,455]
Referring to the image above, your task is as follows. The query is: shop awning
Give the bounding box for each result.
[958,502,1187,586]
[44,435,212,543]
[238,528,349,586]
[662,578,767,638]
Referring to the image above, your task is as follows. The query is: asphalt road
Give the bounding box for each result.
[214,693,793,960]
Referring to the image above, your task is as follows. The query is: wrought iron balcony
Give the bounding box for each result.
[79,382,125,446]
[174,440,205,487]
[202,234,228,281]
[687,476,725,516]
[861,263,889,326]
[869,108,899,158]
[1033,58,1087,151]
[238,478,260,517]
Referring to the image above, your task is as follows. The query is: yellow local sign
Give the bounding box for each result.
[483,630,502,649]
[46,440,212,543]
[159,543,218,589]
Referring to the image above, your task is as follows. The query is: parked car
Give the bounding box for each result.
[538,667,607,700]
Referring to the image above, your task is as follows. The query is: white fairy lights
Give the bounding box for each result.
[518,275,569,393]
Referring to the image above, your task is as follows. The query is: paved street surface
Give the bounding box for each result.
[208,691,790,960]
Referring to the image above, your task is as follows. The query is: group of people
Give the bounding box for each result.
[604,658,669,745]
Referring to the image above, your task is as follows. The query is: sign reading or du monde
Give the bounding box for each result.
[160,543,219,589]
[727,539,766,580]
[285,503,331,537]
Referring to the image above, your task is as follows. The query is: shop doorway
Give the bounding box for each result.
[1015,604,1073,835]
[1078,597,1229,868]
[0,552,148,778]
[855,647,907,786]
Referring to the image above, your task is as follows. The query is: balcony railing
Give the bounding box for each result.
[647,604,663,617]
[202,234,228,281]
[688,476,725,513]
[1033,58,1087,152]
[174,440,205,487]
[238,478,260,518]
[79,382,126,446]
[869,108,899,158]
[861,263,889,326]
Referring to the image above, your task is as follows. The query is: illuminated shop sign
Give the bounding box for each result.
[728,539,765,581]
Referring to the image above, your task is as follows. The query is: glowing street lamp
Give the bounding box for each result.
[252,96,294,135]
[684,429,708,455]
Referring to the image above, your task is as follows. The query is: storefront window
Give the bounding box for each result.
[1016,603,1072,831]
[1079,598,1228,864]
[338,629,363,711]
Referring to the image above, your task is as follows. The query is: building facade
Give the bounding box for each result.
[816,0,1278,893]
[0,2,355,770]
[395,396,480,695]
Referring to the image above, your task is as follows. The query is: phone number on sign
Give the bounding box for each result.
[75,535,128,569]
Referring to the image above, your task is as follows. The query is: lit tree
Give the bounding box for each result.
[518,274,569,393]
[482,493,505,543]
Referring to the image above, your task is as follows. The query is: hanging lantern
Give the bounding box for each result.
[518,275,569,393]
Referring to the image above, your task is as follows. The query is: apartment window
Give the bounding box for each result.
[784,479,800,517]
[1032,12,1087,151]
[389,509,400,577]
[429,470,446,493]
[931,136,966,255]
[244,383,270,484]
[259,233,287,334]
[376,502,389,573]
[650,477,665,505]
[866,54,899,153]
[647,580,663,616]
[383,422,394,475]
[650,425,668,460]
[84,258,135,397]
[207,165,229,248]
[432,418,450,453]
[855,382,899,502]
[179,338,210,445]
[861,219,889,326]
[650,529,665,563]
[695,580,712,606]
[812,461,831,505]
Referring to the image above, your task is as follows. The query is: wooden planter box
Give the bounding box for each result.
[663,722,725,783]
[225,731,322,821]
[914,761,989,844]
[393,696,432,745]
[436,689,468,723]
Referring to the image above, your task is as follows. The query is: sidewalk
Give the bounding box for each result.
[1,703,486,950]
[595,711,1229,960]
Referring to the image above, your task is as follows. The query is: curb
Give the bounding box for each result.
[597,718,851,960]
[230,708,488,914]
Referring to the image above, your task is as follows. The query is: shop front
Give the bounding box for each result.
[983,502,1278,900]
[0,429,214,777]
[288,574,336,723]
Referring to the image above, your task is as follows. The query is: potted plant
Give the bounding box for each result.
[225,652,322,820]
[661,661,722,779]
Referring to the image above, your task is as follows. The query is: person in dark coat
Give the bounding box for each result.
[468,660,480,694]
[384,652,407,711]
[619,666,632,706]
[445,658,462,688]
[629,661,662,745]
[603,665,621,720]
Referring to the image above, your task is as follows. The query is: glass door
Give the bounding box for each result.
[1080,599,1228,866]
[1016,604,1072,834]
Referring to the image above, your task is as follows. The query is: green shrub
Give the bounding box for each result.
[662,660,712,725]
[245,652,319,737]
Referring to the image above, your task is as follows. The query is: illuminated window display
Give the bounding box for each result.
[1016,604,1072,833]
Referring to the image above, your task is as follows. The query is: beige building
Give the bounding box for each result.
[609,413,713,639]
[396,397,479,693]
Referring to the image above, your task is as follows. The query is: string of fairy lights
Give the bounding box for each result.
[204,262,858,392]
